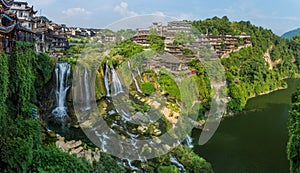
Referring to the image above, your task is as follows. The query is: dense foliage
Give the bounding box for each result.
[157,165,179,173]
[31,147,90,173]
[287,89,300,173]
[0,53,8,120]
[143,145,213,173]
[8,42,53,117]
[2,16,299,172]
[0,117,41,172]
[0,42,88,172]
[192,16,299,112]
[147,29,165,52]
[0,42,125,173]
[159,72,181,100]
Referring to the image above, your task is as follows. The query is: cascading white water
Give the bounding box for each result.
[137,68,144,82]
[128,61,142,93]
[83,68,91,110]
[185,134,194,148]
[52,62,70,118]
[170,156,186,172]
[104,61,110,97]
[111,65,124,96]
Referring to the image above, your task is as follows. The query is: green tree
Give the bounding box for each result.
[287,89,300,173]
[157,165,179,173]
[0,53,8,119]
[147,29,165,52]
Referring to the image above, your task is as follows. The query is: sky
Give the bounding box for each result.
[25,0,300,35]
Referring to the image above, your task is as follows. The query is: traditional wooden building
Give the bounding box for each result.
[0,0,35,54]
[9,1,37,30]
[133,28,150,46]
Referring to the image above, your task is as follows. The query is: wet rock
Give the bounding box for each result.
[48,130,57,138]
[94,148,101,162]
[137,125,148,133]
[153,137,162,144]
[67,140,82,149]
[55,136,101,163]
[80,120,93,128]
[161,107,171,117]
[85,149,92,162]
[163,144,171,151]
[153,129,162,136]
[173,112,180,119]
[70,146,83,155]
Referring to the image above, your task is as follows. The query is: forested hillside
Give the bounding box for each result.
[192,16,300,112]
[288,89,300,173]
[1,16,300,172]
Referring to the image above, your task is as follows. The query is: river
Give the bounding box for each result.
[192,78,300,173]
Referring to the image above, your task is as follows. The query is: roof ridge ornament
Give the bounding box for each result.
[0,0,14,11]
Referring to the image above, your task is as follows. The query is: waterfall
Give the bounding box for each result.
[104,61,110,97]
[52,62,70,118]
[120,159,142,172]
[137,68,144,82]
[128,61,142,93]
[83,68,91,111]
[185,134,194,148]
[111,65,124,96]
[170,156,186,172]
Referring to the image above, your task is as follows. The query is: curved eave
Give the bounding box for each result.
[0,23,16,34]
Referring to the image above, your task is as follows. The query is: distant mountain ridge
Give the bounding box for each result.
[282,28,300,39]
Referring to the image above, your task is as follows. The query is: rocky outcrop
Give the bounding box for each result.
[56,136,101,163]
[264,45,282,70]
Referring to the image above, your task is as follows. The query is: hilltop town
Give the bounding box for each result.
[0,1,252,59]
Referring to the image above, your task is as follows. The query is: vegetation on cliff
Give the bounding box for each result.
[193,16,299,112]
[2,16,300,172]
[287,89,300,173]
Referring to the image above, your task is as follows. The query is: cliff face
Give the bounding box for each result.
[38,62,107,127]
[94,67,106,100]
[264,45,282,70]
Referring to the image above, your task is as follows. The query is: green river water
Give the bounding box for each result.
[192,78,300,173]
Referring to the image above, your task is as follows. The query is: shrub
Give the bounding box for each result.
[157,165,179,173]
[31,147,90,173]
[141,82,155,95]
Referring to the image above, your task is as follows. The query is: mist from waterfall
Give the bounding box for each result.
[52,62,71,118]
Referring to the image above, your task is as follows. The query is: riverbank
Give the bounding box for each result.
[247,86,287,100]
[192,78,300,173]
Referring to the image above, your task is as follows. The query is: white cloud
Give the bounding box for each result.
[62,8,92,17]
[114,2,138,17]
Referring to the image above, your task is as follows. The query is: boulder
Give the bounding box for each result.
[70,146,83,155]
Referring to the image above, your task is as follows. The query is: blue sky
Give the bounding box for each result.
[26,0,300,35]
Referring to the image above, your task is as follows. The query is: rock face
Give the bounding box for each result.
[56,136,101,163]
